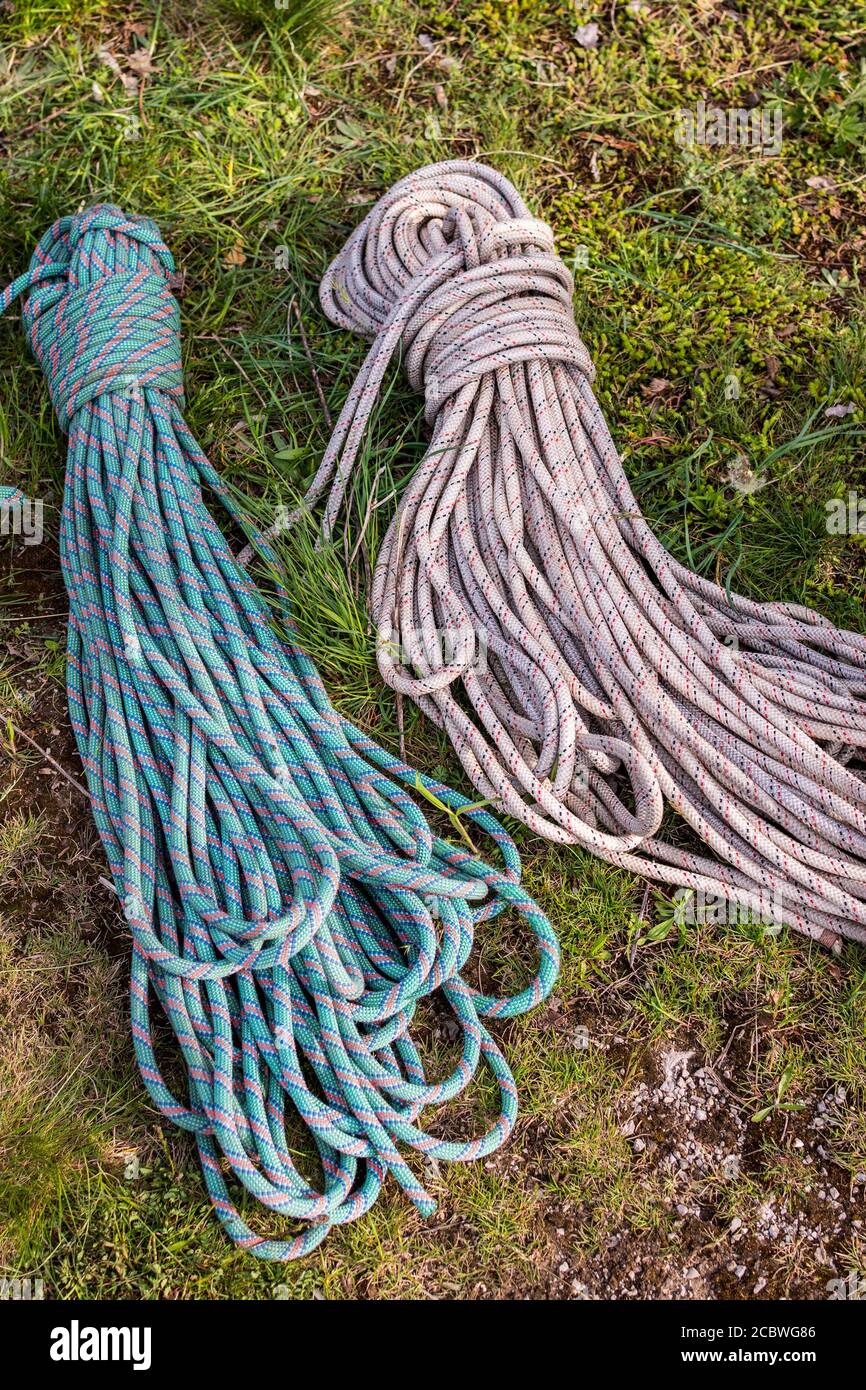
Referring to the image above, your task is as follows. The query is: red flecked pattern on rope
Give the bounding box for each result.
[306,159,866,950]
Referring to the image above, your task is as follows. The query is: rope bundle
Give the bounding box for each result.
[1,204,558,1259]
[310,159,866,950]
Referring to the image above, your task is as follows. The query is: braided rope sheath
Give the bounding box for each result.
[0,204,559,1259]
[310,158,866,950]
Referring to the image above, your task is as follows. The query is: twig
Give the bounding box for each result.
[348,463,387,570]
[638,881,651,919]
[5,105,76,141]
[197,334,269,411]
[396,691,406,764]
[3,716,89,799]
[289,296,333,431]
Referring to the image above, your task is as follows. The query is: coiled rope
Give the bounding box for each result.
[304,158,866,950]
[0,204,559,1259]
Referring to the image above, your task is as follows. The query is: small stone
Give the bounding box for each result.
[575,22,600,49]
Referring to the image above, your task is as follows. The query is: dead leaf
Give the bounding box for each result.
[126,49,157,79]
[223,242,246,269]
[641,377,672,398]
[97,45,140,94]
[97,46,122,76]
[579,130,638,151]
[727,455,768,496]
[806,174,837,191]
[434,83,448,111]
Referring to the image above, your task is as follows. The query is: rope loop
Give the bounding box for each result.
[0,194,561,1259]
[321,163,595,421]
[311,160,866,950]
[19,203,183,431]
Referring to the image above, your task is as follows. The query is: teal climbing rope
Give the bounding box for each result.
[0,205,559,1259]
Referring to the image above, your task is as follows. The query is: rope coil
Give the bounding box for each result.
[2,202,559,1259]
[310,159,866,950]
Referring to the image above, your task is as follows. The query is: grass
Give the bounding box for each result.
[1,0,865,1299]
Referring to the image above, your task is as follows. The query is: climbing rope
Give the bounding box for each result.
[0,204,559,1259]
[305,158,866,950]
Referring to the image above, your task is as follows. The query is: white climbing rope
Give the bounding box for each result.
[302,159,866,949]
